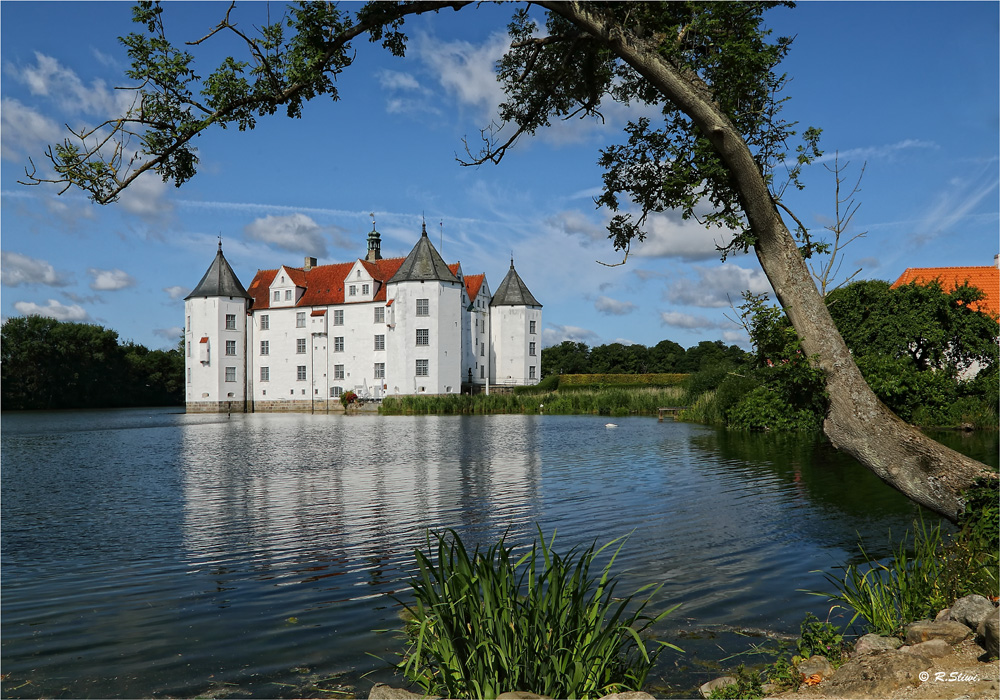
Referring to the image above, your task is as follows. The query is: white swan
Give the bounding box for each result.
[605,423,617,428]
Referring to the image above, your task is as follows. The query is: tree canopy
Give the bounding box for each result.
[1,316,184,410]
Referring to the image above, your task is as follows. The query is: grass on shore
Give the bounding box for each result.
[380,386,686,417]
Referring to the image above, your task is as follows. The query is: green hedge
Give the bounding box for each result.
[558,373,688,388]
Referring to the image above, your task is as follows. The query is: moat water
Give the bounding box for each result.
[2,408,996,698]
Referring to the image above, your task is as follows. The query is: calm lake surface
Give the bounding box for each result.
[2,409,996,698]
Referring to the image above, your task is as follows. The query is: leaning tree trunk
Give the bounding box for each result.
[545,1,995,523]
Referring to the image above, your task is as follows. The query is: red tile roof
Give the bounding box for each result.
[464,273,485,302]
[247,256,419,311]
[891,266,999,319]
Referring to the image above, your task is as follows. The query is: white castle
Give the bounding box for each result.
[184,223,542,412]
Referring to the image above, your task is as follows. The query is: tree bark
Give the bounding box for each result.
[542,1,994,523]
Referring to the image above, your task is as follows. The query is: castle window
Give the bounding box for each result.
[330,386,342,398]
[530,320,536,334]
[416,298,429,316]
[362,284,370,295]
[187,368,191,384]
[374,363,385,379]
[480,366,485,379]
[285,289,292,301]
[529,366,536,379]
[296,312,306,328]
[416,329,429,346]
[480,342,485,357]
[529,342,536,356]
[374,306,385,323]
[374,334,385,351]
[296,338,306,354]
[260,367,269,381]
[260,340,269,355]
[226,340,237,356]
[349,285,357,296]
[297,365,307,381]
[260,315,269,330]
[334,336,344,352]
[273,291,280,302]
[225,367,237,382]
[334,309,344,325]
[415,359,429,377]
[225,314,236,330]
[334,365,345,380]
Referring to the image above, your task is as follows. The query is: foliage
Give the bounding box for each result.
[1,315,183,410]
[827,279,999,375]
[540,339,741,380]
[379,386,686,417]
[816,506,1000,636]
[397,528,680,699]
[794,613,847,667]
[713,294,827,431]
[558,373,688,388]
[825,279,999,427]
[707,665,763,699]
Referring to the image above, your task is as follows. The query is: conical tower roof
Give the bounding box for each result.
[185,243,251,300]
[387,222,460,284]
[491,260,541,307]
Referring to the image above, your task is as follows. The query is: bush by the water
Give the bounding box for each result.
[817,478,999,636]
[396,529,679,699]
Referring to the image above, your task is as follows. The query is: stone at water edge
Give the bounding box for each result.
[698,676,737,698]
[796,655,835,680]
[368,684,440,700]
[822,650,931,698]
[949,594,997,632]
[854,633,903,656]
[935,608,951,622]
[904,619,972,646]
[598,692,656,699]
[900,638,953,659]
[979,607,1000,658]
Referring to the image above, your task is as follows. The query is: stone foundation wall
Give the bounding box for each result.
[186,400,248,414]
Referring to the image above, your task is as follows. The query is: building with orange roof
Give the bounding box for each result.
[890,257,999,319]
[185,222,541,412]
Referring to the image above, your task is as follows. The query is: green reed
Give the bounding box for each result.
[396,528,680,699]
[379,387,685,417]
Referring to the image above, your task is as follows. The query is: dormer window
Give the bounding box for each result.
[285,289,292,301]
[362,284,370,295]
[273,291,280,301]
[349,285,357,296]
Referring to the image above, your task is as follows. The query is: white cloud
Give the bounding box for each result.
[88,268,135,291]
[1,251,73,287]
[13,298,89,321]
[660,310,720,330]
[416,32,509,119]
[163,285,189,300]
[546,210,607,244]
[154,326,183,343]
[666,264,773,308]
[542,323,601,347]
[634,210,736,261]
[116,172,173,219]
[377,69,423,92]
[0,98,61,161]
[7,51,129,116]
[594,295,636,316]
[244,213,332,257]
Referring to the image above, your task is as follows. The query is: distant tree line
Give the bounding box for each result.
[1,316,185,411]
[541,338,746,378]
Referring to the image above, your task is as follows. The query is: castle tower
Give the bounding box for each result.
[366,217,383,262]
[184,242,252,412]
[385,222,463,395]
[489,259,542,386]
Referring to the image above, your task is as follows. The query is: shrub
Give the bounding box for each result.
[397,528,680,699]
[340,390,358,408]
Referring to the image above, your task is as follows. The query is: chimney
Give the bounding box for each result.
[994,253,999,269]
[304,256,317,271]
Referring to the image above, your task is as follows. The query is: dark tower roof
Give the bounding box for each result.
[185,243,251,300]
[366,217,383,262]
[490,260,541,307]
[387,222,460,284]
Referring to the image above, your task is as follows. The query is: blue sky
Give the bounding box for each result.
[2,1,997,351]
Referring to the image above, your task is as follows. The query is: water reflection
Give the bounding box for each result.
[2,410,995,699]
